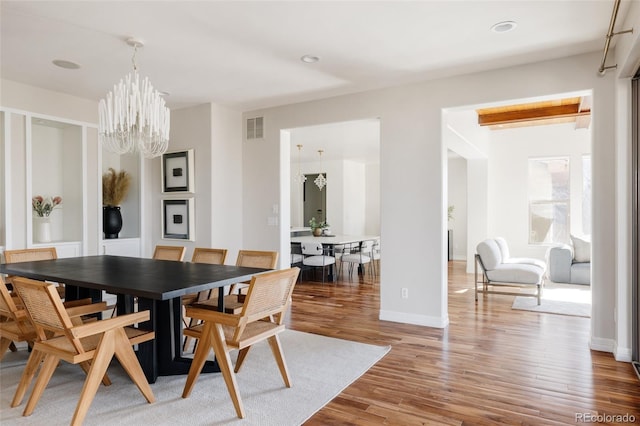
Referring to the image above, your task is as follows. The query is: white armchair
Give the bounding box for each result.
[475,237,547,305]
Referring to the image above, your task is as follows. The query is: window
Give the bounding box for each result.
[528,157,570,244]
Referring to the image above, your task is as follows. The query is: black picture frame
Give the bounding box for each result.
[162,150,194,193]
[162,199,194,240]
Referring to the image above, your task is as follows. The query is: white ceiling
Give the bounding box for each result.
[1,1,627,113]
[289,119,380,163]
[1,1,629,165]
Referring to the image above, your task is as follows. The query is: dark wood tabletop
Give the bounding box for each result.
[0,254,271,382]
[0,255,268,300]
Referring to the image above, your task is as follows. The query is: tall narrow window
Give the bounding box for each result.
[528,157,570,244]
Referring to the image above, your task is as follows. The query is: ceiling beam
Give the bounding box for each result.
[477,104,590,127]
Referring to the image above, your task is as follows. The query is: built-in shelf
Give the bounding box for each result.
[30,117,83,246]
[101,150,142,245]
[1,107,143,257]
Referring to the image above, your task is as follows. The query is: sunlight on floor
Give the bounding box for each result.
[543,284,591,304]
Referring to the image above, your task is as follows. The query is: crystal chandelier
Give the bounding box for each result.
[293,144,307,184]
[314,150,327,191]
[98,38,170,159]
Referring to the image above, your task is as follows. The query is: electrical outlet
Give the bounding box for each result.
[401,288,408,299]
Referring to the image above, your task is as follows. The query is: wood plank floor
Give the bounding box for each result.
[287,261,640,425]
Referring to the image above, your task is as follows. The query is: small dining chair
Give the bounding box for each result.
[230,250,279,287]
[182,248,228,352]
[152,245,186,261]
[3,247,63,297]
[301,242,335,284]
[340,240,373,278]
[182,267,300,419]
[0,275,37,360]
[1,275,108,361]
[12,276,155,426]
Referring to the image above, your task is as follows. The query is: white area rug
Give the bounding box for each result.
[512,283,591,317]
[0,330,390,425]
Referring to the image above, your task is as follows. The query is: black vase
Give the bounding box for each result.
[103,206,122,239]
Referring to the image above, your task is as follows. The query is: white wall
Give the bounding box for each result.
[151,104,212,260]
[210,103,244,262]
[447,156,467,260]
[365,162,380,235]
[241,51,621,345]
[487,122,591,260]
[153,103,244,263]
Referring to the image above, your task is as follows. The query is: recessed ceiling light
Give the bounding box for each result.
[300,55,320,64]
[52,59,81,69]
[491,21,517,33]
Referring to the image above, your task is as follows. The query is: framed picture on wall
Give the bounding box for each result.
[162,198,195,240]
[162,149,194,193]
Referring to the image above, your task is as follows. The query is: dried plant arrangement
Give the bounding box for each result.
[102,168,131,206]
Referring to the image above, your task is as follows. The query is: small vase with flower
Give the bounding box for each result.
[32,195,62,243]
[309,217,329,237]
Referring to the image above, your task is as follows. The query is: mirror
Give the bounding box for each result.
[303,173,327,226]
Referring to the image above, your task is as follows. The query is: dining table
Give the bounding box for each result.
[0,255,270,383]
[291,234,379,279]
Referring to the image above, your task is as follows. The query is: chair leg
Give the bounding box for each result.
[71,330,117,426]
[235,347,251,373]
[182,322,213,398]
[0,337,13,360]
[267,334,291,388]
[113,328,155,403]
[537,283,542,305]
[12,349,45,407]
[182,317,200,353]
[79,360,112,386]
[211,322,245,419]
[23,353,60,416]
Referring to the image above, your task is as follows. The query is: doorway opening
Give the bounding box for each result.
[443,91,593,316]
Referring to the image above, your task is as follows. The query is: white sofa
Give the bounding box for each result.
[475,237,547,305]
[548,244,590,285]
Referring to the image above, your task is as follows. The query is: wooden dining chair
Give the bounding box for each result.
[182,248,228,352]
[189,250,279,319]
[3,247,64,297]
[228,250,279,296]
[182,267,300,419]
[152,245,186,261]
[2,273,110,360]
[12,277,155,426]
[0,275,37,360]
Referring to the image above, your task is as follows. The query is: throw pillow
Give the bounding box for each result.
[570,235,591,263]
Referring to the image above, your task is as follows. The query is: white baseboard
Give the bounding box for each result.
[590,336,615,354]
[379,310,449,328]
[614,345,633,362]
[591,337,633,362]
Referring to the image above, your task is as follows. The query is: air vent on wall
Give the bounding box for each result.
[246,116,264,140]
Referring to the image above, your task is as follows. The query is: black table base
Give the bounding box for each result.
[67,285,220,383]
